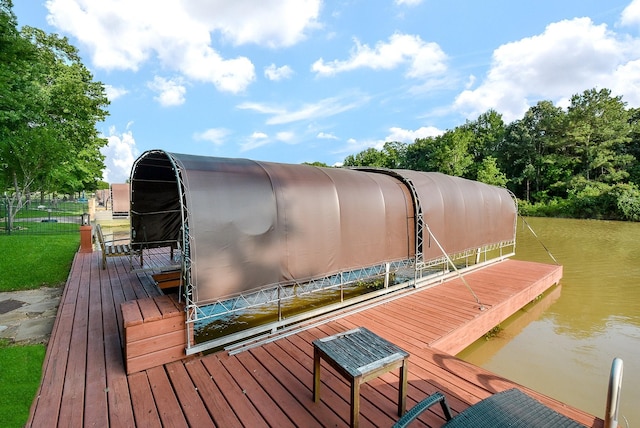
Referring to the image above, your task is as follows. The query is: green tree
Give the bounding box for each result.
[463,109,505,179]
[501,101,567,202]
[302,161,330,167]
[0,1,109,225]
[566,88,632,183]
[433,128,474,176]
[477,156,507,187]
[0,0,42,221]
[380,141,407,169]
[404,136,433,171]
[626,107,640,186]
[343,147,386,167]
[342,142,407,169]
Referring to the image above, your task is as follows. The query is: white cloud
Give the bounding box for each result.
[610,59,640,107]
[240,132,270,152]
[317,132,338,140]
[464,75,476,90]
[104,85,128,101]
[394,0,423,5]
[453,17,640,121]
[182,0,321,48]
[237,94,370,125]
[385,126,443,143]
[101,126,138,183]
[334,126,443,156]
[45,0,321,93]
[621,0,640,26]
[312,33,447,79]
[334,137,384,155]
[264,64,294,81]
[276,131,295,143]
[147,76,186,107]
[193,128,230,145]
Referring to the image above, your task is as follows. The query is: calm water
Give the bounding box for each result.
[458,217,640,424]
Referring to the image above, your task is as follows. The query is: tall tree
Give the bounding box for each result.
[566,88,631,183]
[0,1,109,225]
[626,107,640,186]
[501,101,567,201]
[432,128,474,176]
[0,0,42,221]
[343,147,386,167]
[477,156,507,187]
[463,109,505,178]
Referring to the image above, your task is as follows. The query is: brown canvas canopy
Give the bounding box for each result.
[130,150,516,306]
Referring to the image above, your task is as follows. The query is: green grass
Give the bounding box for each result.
[14,201,86,219]
[0,340,46,428]
[0,233,79,291]
[0,232,78,423]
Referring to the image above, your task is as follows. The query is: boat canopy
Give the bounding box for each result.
[130,150,516,307]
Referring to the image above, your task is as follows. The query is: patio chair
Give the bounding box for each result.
[392,388,586,427]
[394,357,623,427]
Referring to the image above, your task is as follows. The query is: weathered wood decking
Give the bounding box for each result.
[27,250,604,427]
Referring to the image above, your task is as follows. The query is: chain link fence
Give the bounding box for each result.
[2,195,89,235]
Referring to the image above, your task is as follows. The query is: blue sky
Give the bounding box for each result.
[14,0,640,183]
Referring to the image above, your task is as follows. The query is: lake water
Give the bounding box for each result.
[458,217,640,425]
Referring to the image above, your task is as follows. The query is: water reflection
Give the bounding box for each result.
[458,217,640,424]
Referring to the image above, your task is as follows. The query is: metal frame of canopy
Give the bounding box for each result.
[129,150,517,354]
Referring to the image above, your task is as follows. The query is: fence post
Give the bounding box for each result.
[4,196,10,235]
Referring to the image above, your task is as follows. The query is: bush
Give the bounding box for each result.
[517,198,571,217]
[522,179,640,221]
[612,183,640,221]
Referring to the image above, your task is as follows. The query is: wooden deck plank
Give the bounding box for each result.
[146,366,189,428]
[200,355,270,428]
[165,361,214,426]
[100,255,136,427]
[57,249,91,427]
[128,371,162,428]
[28,253,604,428]
[255,343,347,427]
[184,359,244,427]
[218,353,297,428]
[84,252,109,426]
[27,252,85,427]
[236,347,323,427]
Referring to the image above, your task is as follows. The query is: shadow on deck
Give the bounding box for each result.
[27,250,603,427]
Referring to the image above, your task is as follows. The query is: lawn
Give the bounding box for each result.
[0,231,79,426]
[0,340,46,428]
[0,233,79,291]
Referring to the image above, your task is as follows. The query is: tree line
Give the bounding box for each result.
[1,0,109,223]
[340,88,640,221]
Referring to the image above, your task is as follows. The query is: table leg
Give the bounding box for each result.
[398,360,408,416]
[351,379,360,428]
[313,347,321,403]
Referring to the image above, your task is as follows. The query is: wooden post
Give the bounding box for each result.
[79,225,93,253]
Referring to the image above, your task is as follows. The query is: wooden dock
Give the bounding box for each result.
[27,250,604,427]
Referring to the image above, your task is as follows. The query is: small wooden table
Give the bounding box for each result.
[313,327,410,427]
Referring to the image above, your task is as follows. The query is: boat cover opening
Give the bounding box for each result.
[130,150,517,348]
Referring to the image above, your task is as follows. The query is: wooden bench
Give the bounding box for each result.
[121,294,189,374]
[95,223,142,269]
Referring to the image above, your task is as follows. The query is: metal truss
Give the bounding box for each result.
[184,258,415,327]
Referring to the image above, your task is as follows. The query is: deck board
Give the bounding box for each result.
[27,251,603,427]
